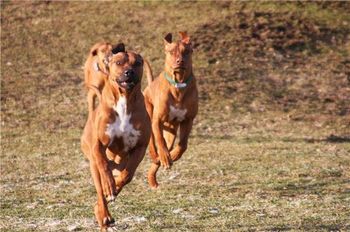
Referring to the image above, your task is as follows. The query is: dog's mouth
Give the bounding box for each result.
[173,66,186,72]
[173,67,186,80]
[116,77,139,90]
[173,67,186,75]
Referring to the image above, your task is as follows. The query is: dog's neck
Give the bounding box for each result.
[163,65,194,102]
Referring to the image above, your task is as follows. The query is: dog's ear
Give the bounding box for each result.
[164,33,172,45]
[112,43,125,54]
[91,49,98,56]
[90,42,103,56]
[179,31,190,44]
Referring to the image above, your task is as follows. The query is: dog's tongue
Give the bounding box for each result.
[174,71,185,82]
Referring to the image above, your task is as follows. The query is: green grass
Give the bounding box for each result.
[1,1,350,231]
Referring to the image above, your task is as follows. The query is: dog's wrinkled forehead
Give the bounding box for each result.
[109,52,127,63]
[109,52,142,64]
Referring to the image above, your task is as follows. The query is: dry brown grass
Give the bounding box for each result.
[1,1,349,231]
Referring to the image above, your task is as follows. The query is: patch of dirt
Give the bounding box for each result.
[192,6,350,115]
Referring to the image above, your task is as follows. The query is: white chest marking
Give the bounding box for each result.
[169,106,187,122]
[105,96,140,152]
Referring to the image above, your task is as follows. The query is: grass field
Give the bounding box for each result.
[1,1,350,231]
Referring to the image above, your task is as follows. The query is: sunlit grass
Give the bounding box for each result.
[1,1,349,231]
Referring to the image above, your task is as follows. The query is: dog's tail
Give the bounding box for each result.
[87,85,102,114]
[144,59,154,86]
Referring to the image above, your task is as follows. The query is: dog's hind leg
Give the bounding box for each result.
[146,122,161,189]
[144,96,158,162]
[144,96,162,189]
[88,90,96,113]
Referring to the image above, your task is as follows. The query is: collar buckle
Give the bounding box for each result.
[175,83,187,89]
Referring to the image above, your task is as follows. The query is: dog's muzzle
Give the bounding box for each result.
[117,69,139,90]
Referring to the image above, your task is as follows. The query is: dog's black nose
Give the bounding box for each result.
[124,69,134,77]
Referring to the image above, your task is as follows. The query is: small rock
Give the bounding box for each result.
[209,208,219,214]
[122,216,147,223]
[46,220,61,227]
[172,208,183,214]
[168,172,179,180]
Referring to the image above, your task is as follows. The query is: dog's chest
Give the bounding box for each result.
[105,96,140,152]
[169,105,187,122]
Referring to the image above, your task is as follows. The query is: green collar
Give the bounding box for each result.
[164,71,193,89]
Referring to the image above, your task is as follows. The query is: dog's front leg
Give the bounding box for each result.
[92,141,117,202]
[170,118,193,162]
[152,118,172,169]
[115,146,147,192]
[89,160,114,230]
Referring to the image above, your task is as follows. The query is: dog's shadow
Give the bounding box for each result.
[193,134,350,144]
[305,134,350,143]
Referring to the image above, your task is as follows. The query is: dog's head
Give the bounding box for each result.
[163,32,193,77]
[105,43,144,93]
[90,42,113,72]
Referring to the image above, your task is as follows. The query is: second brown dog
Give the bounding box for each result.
[84,42,112,113]
[143,32,198,188]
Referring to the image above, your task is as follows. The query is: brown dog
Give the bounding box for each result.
[84,42,112,112]
[81,43,151,230]
[143,32,198,188]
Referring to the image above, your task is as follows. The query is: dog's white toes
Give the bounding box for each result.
[106,194,116,203]
[103,217,108,225]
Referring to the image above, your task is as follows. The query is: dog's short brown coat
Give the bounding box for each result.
[84,42,112,113]
[143,32,198,188]
[81,43,151,231]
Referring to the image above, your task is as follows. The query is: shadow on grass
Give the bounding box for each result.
[300,218,350,231]
[273,179,349,197]
[230,223,348,231]
[194,134,350,144]
[305,134,350,143]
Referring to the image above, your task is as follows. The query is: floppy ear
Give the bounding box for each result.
[90,42,103,56]
[179,31,190,44]
[164,33,172,45]
[112,43,125,54]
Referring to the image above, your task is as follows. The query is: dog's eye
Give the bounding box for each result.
[183,49,191,56]
[134,60,142,66]
[116,61,121,65]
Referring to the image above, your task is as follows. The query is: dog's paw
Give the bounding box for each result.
[159,153,172,170]
[106,194,116,203]
[103,217,115,226]
[150,182,159,190]
[95,203,115,231]
[98,217,115,231]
